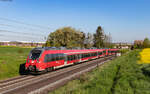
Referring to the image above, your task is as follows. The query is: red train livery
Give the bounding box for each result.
[25,47,119,73]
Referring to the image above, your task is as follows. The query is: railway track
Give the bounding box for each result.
[0,56,115,94]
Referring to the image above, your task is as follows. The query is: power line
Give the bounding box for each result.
[0,23,50,33]
[0,29,45,37]
[0,17,51,30]
[0,34,44,41]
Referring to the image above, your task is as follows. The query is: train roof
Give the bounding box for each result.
[31,47,119,55]
[31,47,105,54]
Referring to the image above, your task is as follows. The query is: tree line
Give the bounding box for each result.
[44,26,113,48]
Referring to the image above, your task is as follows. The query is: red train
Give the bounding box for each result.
[25,47,119,73]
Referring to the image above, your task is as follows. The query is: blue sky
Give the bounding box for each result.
[0,0,150,43]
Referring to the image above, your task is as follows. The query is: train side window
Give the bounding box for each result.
[51,54,56,61]
[70,55,73,60]
[87,53,88,57]
[67,55,70,61]
[94,52,97,56]
[44,54,48,62]
[55,54,59,61]
[85,53,87,57]
[74,55,76,60]
[67,55,69,61]
[44,54,52,62]
[71,55,73,60]
[90,53,92,56]
[58,54,61,60]
[86,53,88,57]
[59,54,64,60]
[84,53,86,58]
[77,54,80,59]
[77,54,79,59]
[83,54,85,58]
[48,54,52,62]
[81,54,84,58]
[74,55,77,60]
[69,55,72,61]
[73,55,75,60]
[98,52,102,55]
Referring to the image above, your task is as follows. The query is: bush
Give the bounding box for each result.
[119,49,129,54]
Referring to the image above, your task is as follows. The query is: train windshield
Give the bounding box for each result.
[29,50,42,60]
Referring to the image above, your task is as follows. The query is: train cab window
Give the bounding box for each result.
[29,50,42,60]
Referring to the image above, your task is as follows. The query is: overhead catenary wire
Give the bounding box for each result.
[0,29,46,36]
[0,23,50,33]
[0,17,50,42]
[0,17,51,30]
[0,34,45,41]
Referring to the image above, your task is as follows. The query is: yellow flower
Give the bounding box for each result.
[139,48,150,64]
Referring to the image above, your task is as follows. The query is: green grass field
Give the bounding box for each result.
[0,47,31,80]
[50,50,150,94]
[1,47,150,94]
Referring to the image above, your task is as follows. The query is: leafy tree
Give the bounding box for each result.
[84,32,93,48]
[143,38,150,48]
[103,33,113,48]
[93,26,105,48]
[45,27,85,48]
[134,40,143,49]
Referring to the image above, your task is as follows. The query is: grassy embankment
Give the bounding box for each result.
[0,47,31,80]
[50,50,150,94]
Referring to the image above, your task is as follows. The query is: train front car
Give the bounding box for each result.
[25,48,45,73]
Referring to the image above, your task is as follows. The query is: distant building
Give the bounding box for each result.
[0,41,45,47]
[134,40,143,45]
[113,42,133,49]
[133,40,144,48]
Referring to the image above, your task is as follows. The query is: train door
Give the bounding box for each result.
[79,54,82,62]
[64,54,67,66]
